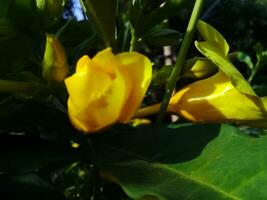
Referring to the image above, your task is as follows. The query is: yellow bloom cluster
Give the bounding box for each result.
[65,20,267,134]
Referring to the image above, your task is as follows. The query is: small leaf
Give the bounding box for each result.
[195,41,256,96]
[253,43,267,73]
[81,0,117,47]
[236,52,254,70]
[142,28,182,46]
[196,20,256,96]
[140,0,194,35]
[197,20,229,56]
[152,65,173,87]
[129,0,194,38]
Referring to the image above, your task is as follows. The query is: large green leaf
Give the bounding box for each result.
[81,0,117,47]
[91,124,267,200]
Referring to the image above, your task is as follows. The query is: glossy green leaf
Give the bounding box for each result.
[91,124,267,200]
[140,0,194,35]
[195,20,256,96]
[129,0,194,37]
[197,20,229,56]
[251,43,267,80]
[81,0,117,47]
[236,52,254,70]
[195,40,256,96]
[142,28,182,46]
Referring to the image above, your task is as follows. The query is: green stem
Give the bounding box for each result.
[248,62,260,83]
[0,80,38,93]
[56,18,73,38]
[156,0,205,122]
[129,25,137,52]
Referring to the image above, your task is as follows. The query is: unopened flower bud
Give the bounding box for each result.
[42,34,68,82]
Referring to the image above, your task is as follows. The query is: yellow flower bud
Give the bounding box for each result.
[168,71,267,128]
[64,48,152,133]
[182,57,218,79]
[42,34,69,82]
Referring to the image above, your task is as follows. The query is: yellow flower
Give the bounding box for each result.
[65,48,152,133]
[42,34,69,82]
[168,70,267,128]
[168,20,267,128]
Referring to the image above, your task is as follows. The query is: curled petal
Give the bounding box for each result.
[168,71,267,128]
[116,52,153,122]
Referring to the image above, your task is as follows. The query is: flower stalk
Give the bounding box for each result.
[156,0,205,122]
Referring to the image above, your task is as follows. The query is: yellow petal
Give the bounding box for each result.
[168,71,267,127]
[197,20,229,56]
[116,52,152,122]
[75,55,91,73]
[92,47,116,78]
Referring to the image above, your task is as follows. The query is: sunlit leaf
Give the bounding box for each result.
[91,124,267,200]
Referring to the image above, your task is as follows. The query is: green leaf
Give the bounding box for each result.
[0,18,41,76]
[142,28,182,46]
[236,52,254,70]
[129,0,194,38]
[195,41,256,96]
[246,43,267,83]
[151,65,173,87]
[81,0,117,47]
[91,124,267,200]
[7,0,40,31]
[195,20,256,96]
[197,20,229,56]
[140,0,194,35]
